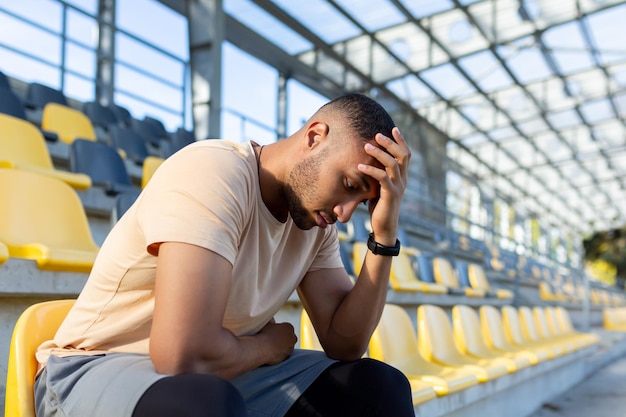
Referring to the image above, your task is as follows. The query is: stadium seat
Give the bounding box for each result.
[544,307,599,349]
[479,305,549,365]
[467,263,514,299]
[0,69,10,90]
[41,103,97,145]
[0,87,28,120]
[0,169,100,272]
[0,114,91,190]
[369,304,478,397]
[82,101,118,143]
[452,305,532,372]
[299,308,323,351]
[501,306,564,359]
[108,103,133,127]
[141,155,164,188]
[110,189,142,224]
[552,307,600,347]
[518,306,570,356]
[0,240,8,265]
[532,307,580,352]
[23,82,67,125]
[69,139,139,196]
[432,257,486,297]
[602,307,626,331]
[338,240,356,280]
[417,304,510,382]
[5,299,75,417]
[169,127,196,154]
[351,242,447,293]
[110,125,150,165]
[132,117,166,148]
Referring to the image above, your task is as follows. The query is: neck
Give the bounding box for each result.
[255,141,290,222]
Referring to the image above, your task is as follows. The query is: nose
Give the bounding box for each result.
[333,199,361,223]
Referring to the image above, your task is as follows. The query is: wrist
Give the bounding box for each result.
[367,233,401,256]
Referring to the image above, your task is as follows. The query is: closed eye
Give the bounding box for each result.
[346,178,357,191]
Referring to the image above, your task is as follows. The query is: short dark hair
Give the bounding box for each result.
[322,93,395,141]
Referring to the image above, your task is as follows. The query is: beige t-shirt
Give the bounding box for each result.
[37,140,342,366]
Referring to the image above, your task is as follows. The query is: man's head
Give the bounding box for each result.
[284,93,397,230]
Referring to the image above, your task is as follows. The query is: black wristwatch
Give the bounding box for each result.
[367,233,401,256]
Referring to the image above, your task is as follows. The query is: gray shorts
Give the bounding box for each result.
[34,349,336,417]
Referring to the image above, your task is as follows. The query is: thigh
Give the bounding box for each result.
[284,358,414,417]
[35,353,165,417]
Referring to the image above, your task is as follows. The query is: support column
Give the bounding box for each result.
[186,0,224,140]
[276,73,287,140]
[96,0,116,105]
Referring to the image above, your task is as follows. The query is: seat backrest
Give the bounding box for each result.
[110,125,150,165]
[338,240,355,279]
[141,155,164,188]
[455,261,471,288]
[479,305,511,351]
[25,82,67,109]
[111,189,142,224]
[82,101,118,128]
[416,253,436,283]
[5,299,75,417]
[0,87,27,120]
[544,307,563,337]
[299,309,324,351]
[417,304,462,362]
[0,169,99,271]
[369,304,420,363]
[433,257,459,288]
[501,306,527,345]
[0,240,8,265]
[518,306,542,343]
[170,127,196,154]
[109,103,132,127]
[0,114,54,170]
[352,241,367,276]
[70,139,133,187]
[452,305,492,357]
[531,306,554,340]
[468,263,491,291]
[390,251,422,288]
[0,70,10,90]
[554,306,576,333]
[41,103,96,144]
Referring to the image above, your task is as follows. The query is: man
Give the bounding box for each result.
[35,93,414,416]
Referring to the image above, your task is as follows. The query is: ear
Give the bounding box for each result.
[304,121,329,149]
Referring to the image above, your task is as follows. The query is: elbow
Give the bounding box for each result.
[150,341,197,375]
[323,340,369,361]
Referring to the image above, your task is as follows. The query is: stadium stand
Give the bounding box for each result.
[432,257,486,297]
[417,304,510,382]
[0,87,28,121]
[141,155,164,188]
[23,82,67,125]
[0,169,99,272]
[369,304,480,396]
[41,103,97,145]
[452,305,532,372]
[0,70,10,90]
[82,101,119,144]
[0,114,91,190]
[110,125,150,166]
[110,189,142,225]
[5,299,75,417]
[479,305,550,365]
[603,307,626,331]
[0,241,8,265]
[108,103,133,128]
[502,306,564,359]
[299,309,323,352]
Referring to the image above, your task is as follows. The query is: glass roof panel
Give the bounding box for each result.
[586,4,626,65]
[420,63,476,100]
[498,38,553,84]
[429,8,489,56]
[225,0,312,54]
[375,23,449,72]
[468,0,535,43]
[542,21,595,75]
[458,50,514,93]
[580,98,615,124]
[399,0,454,19]
[272,0,361,43]
[386,74,436,107]
[534,0,578,28]
[334,0,405,32]
[546,108,581,130]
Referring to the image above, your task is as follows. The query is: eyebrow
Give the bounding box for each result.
[356,172,373,193]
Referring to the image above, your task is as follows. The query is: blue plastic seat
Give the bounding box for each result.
[110,125,149,165]
[69,139,138,196]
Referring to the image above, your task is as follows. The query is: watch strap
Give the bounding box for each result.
[366,233,401,256]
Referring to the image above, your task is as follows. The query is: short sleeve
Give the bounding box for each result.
[136,142,254,266]
[308,226,343,271]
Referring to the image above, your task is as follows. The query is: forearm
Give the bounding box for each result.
[150,326,275,379]
[323,250,393,359]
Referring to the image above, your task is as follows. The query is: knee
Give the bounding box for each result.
[354,358,411,392]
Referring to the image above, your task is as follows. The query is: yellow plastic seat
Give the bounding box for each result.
[468,263,513,299]
[545,307,599,349]
[533,307,581,352]
[5,299,75,417]
[0,169,100,272]
[141,155,164,188]
[0,241,9,265]
[502,306,564,359]
[41,102,97,145]
[0,114,91,190]
[369,304,478,397]
[352,242,447,294]
[479,305,549,365]
[452,305,531,373]
[518,306,570,356]
[433,257,486,297]
[603,307,626,331]
[300,308,324,351]
[538,281,570,303]
[417,304,509,382]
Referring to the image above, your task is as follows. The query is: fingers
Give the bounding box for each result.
[358,127,411,184]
